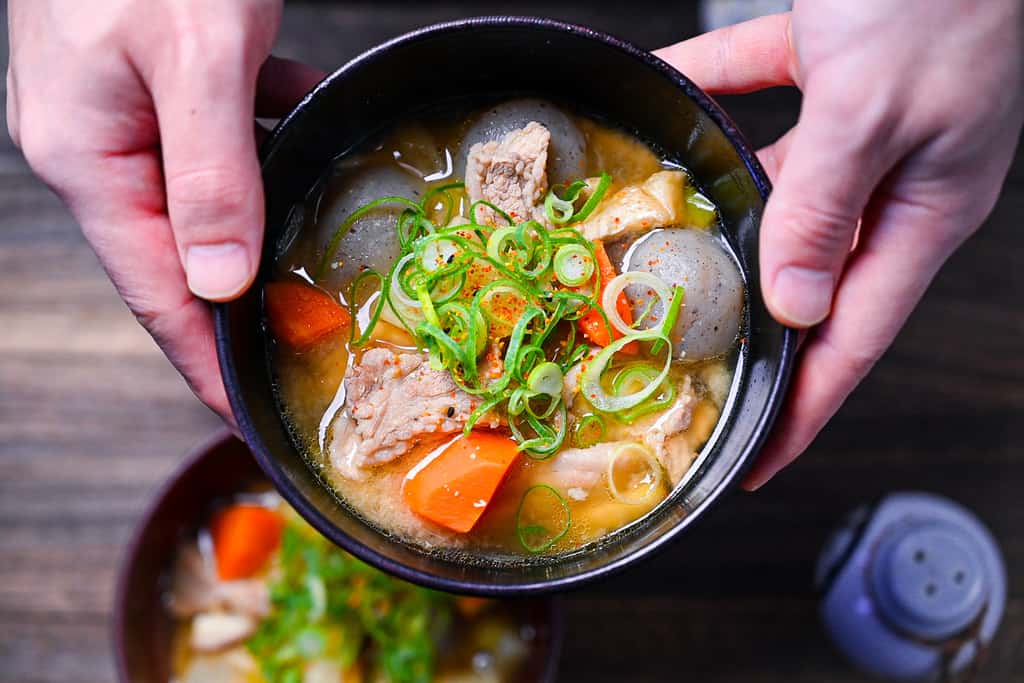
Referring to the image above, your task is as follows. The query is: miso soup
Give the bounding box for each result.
[265,98,744,561]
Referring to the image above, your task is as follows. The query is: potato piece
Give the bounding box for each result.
[457,98,586,184]
[626,227,743,360]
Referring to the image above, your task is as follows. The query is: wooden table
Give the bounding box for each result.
[1,2,1021,681]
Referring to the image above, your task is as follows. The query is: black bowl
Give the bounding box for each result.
[112,431,563,682]
[215,17,796,595]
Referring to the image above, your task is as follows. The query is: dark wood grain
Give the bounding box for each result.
[1,2,1021,682]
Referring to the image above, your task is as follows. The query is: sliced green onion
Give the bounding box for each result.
[470,199,513,226]
[306,574,327,621]
[523,223,553,276]
[513,401,567,457]
[652,285,685,355]
[580,329,672,413]
[612,363,661,395]
[617,379,676,424]
[602,271,673,336]
[419,236,460,273]
[544,180,587,225]
[416,284,440,329]
[544,191,575,225]
[527,362,563,397]
[485,226,519,264]
[318,171,641,464]
[525,392,562,420]
[632,295,659,328]
[507,386,529,417]
[561,343,590,372]
[572,414,606,448]
[516,484,571,553]
[685,184,717,228]
[420,181,465,226]
[515,344,547,383]
[569,173,611,224]
[545,290,594,321]
[476,279,533,329]
[464,393,505,434]
[607,443,662,505]
[348,269,386,347]
[607,362,678,423]
[553,244,594,287]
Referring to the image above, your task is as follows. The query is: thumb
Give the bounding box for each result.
[152,39,267,302]
[760,91,895,327]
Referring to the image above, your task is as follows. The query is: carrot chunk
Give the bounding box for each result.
[265,280,350,349]
[210,504,284,580]
[402,432,520,533]
[577,240,638,353]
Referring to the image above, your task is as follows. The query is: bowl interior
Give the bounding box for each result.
[113,433,562,682]
[216,17,794,594]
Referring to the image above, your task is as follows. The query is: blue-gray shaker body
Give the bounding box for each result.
[816,492,1006,680]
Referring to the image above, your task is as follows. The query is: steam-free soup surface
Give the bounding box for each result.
[267,99,744,560]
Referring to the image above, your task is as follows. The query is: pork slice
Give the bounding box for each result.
[630,375,697,462]
[330,348,501,479]
[617,375,698,485]
[561,347,599,411]
[465,121,551,226]
[550,375,699,497]
[168,545,270,619]
[547,442,618,500]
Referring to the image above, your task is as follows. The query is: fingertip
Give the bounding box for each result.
[741,467,772,492]
[764,265,834,328]
[185,241,255,301]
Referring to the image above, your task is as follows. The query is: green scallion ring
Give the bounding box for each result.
[516,484,571,553]
[553,244,595,287]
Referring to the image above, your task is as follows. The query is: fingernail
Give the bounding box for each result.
[185,242,251,300]
[772,266,834,326]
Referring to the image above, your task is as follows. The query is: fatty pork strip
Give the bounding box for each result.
[552,373,699,498]
[329,348,502,480]
[465,121,551,226]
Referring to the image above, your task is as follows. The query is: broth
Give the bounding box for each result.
[267,99,744,560]
[167,490,541,682]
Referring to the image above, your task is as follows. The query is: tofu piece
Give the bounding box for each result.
[190,612,259,653]
[578,170,687,242]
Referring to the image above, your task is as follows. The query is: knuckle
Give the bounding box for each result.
[165,166,254,231]
[824,334,881,381]
[16,117,62,176]
[172,3,277,72]
[778,202,856,259]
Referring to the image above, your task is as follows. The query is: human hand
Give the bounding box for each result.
[656,1,1023,488]
[7,0,324,424]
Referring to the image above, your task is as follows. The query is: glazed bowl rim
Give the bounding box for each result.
[214,15,797,595]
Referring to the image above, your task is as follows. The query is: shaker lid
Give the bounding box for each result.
[871,521,988,641]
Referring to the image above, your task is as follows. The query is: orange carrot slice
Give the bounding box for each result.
[402,432,520,533]
[577,240,638,353]
[265,280,350,349]
[210,504,284,580]
[456,596,493,617]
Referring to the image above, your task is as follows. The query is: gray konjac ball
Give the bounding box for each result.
[625,228,744,361]
[313,162,426,289]
[457,98,586,185]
